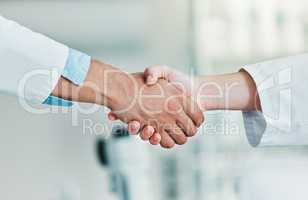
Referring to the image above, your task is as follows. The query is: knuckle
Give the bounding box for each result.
[190,127,198,137]
[161,141,175,149]
[199,114,205,126]
[167,100,181,113]
[176,137,187,145]
[186,130,196,137]
[185,124,198,137]
[145,69,153,77]
[150,139,158,145]
[182,125,194,137]
[140,133,149,140]
[195,112,205,127]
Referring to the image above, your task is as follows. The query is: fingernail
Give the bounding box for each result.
[131,122,141,134]
[131,125,137,131]
[148,126,154,134]
[108,115,116,121]
[129,128,138,135]
[154,136,160,142]
[133,123,139,130]
[147,75,154,84]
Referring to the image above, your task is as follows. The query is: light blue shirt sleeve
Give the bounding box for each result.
[43,48,91,107]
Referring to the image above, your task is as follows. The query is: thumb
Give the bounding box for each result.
[144,65,171,85]
[107,112,118,121]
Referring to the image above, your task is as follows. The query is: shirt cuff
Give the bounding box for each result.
[43,95,73,107]
[62,48,91,85]
[242,111,267,147]
[43,48,91,107]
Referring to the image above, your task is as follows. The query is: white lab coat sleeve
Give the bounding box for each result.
[0,15,69,104]
[242,53,308,147]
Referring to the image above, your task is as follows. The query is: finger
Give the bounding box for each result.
[140,125,155,141]
[108,112,118,121]
[170,81,189,96]
[144,65,170,85]
[149,133,161,145]
[183,97,205,127]
[163,91,197,137]
[176,110,198,137]
[127,121,141,135]
[166,125,188,145]
[160,130,175,149]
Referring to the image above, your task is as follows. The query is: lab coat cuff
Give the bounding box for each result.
[240,65,277,147]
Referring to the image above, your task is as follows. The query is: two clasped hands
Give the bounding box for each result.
[81,57,260,148]
[2,15,305,149]
[106,66,205,149]
[54,59,259,149]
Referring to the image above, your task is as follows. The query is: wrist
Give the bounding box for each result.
[78,59,130,107]
[193,75,221,111]
[52,58,134,108]
[194,72,261,111]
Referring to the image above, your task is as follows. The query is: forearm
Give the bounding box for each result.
[52,59,128,108]
[195,71,261,111]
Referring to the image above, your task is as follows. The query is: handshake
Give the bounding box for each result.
[56,59,259,149]
[104,65,205,149]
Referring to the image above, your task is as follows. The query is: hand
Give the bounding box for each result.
[108,66,203,148]
[143,65,261,111]
[145,65,196,95]
[107,72,204,148]
[142,66,201,144]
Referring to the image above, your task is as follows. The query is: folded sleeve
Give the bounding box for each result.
[61,48,91,86]
[43,48,91,107]
[0,15,91,107]
[43,96,73,107]
[0,15,69,104]
[242,54,308,147]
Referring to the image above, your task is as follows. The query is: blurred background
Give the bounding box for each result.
[1,0,308,200]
